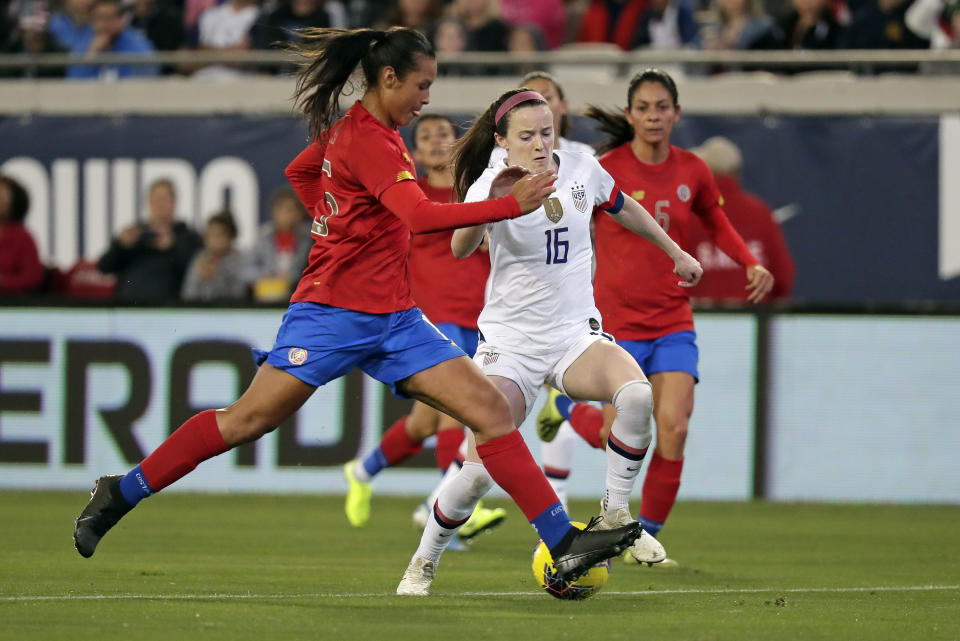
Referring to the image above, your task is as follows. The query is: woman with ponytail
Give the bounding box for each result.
[399,85,704,595]
[73,26,641,591]
[537,69,775,565]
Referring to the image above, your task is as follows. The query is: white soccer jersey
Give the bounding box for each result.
[466,149,620,354]
[487,137,595,168]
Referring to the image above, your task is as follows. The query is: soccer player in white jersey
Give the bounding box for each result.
[396,88,703,596]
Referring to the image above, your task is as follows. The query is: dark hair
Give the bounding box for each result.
[452,88,547,201]
[412,113,458,144]
[291,27,436,141]
[148,178,175,199]
[520,70,570,138]
[207,209,238,239]
[0,175,30,223]
[586,68,680,156]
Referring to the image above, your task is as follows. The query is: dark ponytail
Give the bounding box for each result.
[291,27,435,141]
[452,88,546,201]
[586,67,680,156]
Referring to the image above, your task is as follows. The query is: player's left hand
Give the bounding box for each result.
[745,264,774,303]
[674,250,703,287]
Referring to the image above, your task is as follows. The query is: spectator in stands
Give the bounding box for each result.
[751,0,843,50]
[431,16,479,75]
[188,0,260,78]
[66,0,158,79]
[0,2,68,78]
[633,0,702,48]
[128,0,184,54]
[182,209,249,302]
[686,136,794,303]
[905,0,959,49]
[246,187,312,302]
[450,0,511,51]
[499,0,567,49]
[376,0,444,36]
[0,174,45,296]
[576,0,648,50]
[48,0,94,51]
[701,0,774,50]
[506,23,548,75]
[257,0,348,52]
[98,178,202,304]
[844,0,929,48]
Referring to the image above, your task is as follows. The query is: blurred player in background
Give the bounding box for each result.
[0,174,45,295]
[538,69,774,565]
[686,135,795,303]
[343,113,507,543]
[73,26,642,588]
[397,86,704,596]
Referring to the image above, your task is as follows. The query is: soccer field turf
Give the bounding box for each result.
[1,491,958,641]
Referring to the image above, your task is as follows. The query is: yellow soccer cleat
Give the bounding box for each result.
[343,460,373,527]
[458,500,507,540]
[536,388,565,442]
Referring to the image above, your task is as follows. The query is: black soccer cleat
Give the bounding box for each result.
[73,475,133,558]
[549,517,642,581]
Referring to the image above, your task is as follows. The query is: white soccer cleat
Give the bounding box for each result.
[396,557,436,596]
[596,505,667,565]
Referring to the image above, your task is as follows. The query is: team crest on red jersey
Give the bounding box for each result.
[677,184,691,202]
[571,182,587,213]
[287,348,308,366]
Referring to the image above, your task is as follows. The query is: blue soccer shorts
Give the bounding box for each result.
[253,302,466,397]
[617,330,700,382]
[435,322,480,358]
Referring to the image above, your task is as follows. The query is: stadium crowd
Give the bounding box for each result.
[2,0,959,78]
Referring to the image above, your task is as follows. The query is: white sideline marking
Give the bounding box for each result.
[1,585,958,602]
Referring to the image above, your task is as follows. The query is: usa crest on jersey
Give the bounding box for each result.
[572,182,587,213]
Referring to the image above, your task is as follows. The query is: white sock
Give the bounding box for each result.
[604,380,653,517]
[540,421,577,511]
[424,461,461,512]
[414,461,493,563]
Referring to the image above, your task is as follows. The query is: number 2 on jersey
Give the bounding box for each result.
[312,158,339,237]
[545,227,569,264]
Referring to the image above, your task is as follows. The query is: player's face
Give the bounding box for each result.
[625,81,680,147]
[413,118,457,171]
[523,77,566,136]
[497,104,555,173]
[384,54,437,128]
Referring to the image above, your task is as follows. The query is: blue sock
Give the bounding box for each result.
[118,464,154,507]
[554,395,574,421]
[638,515,665,538]
[531,501,572,549]
[361,447,390,479]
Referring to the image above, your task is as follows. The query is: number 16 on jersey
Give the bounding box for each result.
[545,227,569,264]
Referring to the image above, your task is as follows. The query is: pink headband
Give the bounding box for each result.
[494,91,547,125]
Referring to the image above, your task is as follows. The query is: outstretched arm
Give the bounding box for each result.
[611,193,703,287]
[698,203,774,303]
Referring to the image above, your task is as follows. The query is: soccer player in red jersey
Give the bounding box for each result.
[343,114,506,540]
[537,69,774,563]
[686,136,795,303]
[72,27,641,584]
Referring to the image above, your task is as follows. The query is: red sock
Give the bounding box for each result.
[476,430,560,521]
[640,452,684,523]
[435,427,465,470]
[570,403,604,449]
[380,416,423,465]
[141,409,229,492]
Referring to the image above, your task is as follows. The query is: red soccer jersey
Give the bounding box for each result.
[407,177,490,329]
[287,101,420,314]
[686,175,795,302]
[594,144,734,340]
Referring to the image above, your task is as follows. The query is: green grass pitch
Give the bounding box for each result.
[1,491,958,641]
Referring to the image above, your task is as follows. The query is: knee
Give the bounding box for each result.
[655,413,688,449]
[470,389,515,435]
[613,380,654,441]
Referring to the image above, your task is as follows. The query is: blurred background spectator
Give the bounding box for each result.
[128,0,183,55]
[48,0,93,50]
[67,0,158,79]
[701,0,774,50]
[906,0,960,48]
[246,187,312,302]
[686,136,795,303]
[1,0,67,78]
[506,23,548,74]
[376,0,444,35]
[499,0,566,49]
[98,178,202,304]
[187,0,259,78]
[0,174,45,296]
[751,0,844,50]
[257,0,348,50]
[634,0,702,49]
[449,0,511,51]
[575,0,649,50]
[431,15,479,75]
[844,0,929,49]
[181,209,248,302]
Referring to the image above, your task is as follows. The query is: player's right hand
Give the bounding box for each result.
[489,165,530,199]
[511,170,557,214]
[674,250,703,287]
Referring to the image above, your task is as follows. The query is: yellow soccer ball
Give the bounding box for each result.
[531,522,611,600]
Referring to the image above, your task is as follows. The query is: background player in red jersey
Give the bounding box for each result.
[686,136,795,303]
[73,26,641,587]
[343,114,506,542]
[537,69,774,565]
